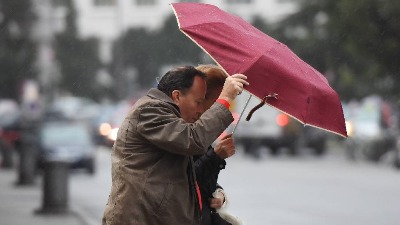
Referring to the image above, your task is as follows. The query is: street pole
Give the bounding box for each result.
[15,122,38,186]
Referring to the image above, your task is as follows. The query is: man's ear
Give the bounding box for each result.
[171,90,180,104]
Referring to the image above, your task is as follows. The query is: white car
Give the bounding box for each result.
[233,93,328,157]
[37,121,96,174]
[344,95,398,161]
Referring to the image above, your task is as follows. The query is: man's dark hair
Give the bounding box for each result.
[157,66,207,97]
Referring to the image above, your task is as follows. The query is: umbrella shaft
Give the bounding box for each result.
[231,95,252,135]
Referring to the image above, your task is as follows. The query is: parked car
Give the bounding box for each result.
[49,96,99,121]
[233,93,328,157]
[343,95,398,162]
[36,121,96,174]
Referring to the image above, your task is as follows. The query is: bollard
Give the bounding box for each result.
[35,160,70,214]
[0,139,14,168]
[394,138,400,169]
[16,132,37,185]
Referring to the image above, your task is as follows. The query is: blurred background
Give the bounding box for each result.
[1,0,400,225]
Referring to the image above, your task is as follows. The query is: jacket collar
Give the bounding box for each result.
[147,88,179,110]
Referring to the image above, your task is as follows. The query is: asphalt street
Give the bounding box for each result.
[2,142,400,225]
[71,143,400,225]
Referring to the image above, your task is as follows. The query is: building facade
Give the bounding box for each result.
[73,0,296,63]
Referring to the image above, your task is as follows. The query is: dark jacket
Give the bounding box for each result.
[102,88,233,225]
[194,147,231,225]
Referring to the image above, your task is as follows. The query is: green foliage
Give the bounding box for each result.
[111,14,202,93]
[55,35,101,99]
[156,15,203,65]
[111,28,159,91]
[0,0,37,100]
[54,0,101,100]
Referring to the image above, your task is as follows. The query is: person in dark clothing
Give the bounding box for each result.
[194,64,237,225]
[193,146,233,225]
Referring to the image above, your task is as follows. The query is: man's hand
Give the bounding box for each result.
[209,191,225,209]
[219,74,249,103]
[214,134,235,159]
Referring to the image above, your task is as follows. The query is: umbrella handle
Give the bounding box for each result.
[245,93,278,121]
[231,95,252,135]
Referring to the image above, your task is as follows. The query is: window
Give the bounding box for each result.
[135,0,157,6]
[94,0,116,6]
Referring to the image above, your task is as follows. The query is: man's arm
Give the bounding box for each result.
[137,102,233,156]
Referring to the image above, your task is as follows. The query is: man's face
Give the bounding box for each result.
[173,76,207,123]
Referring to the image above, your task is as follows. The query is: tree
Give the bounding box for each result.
[110,14,203,99]
[155,15,203,67]
[111,28,159,98]
[0,0,37,100]
[54,0,101,100]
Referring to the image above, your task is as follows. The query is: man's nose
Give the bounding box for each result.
[196,108,203,118]
[196,111,202,117]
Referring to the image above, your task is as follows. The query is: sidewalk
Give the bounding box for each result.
[0,168,86,225]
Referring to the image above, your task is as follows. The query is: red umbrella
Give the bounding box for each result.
[171,2,347,137]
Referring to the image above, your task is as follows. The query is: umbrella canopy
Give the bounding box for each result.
[171,2,347,137]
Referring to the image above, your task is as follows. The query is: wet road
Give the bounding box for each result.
[70,144,400,225]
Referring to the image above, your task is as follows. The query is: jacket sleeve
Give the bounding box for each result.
[136,101,234,156]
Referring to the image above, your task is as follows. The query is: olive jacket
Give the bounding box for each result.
[102,88,233,225]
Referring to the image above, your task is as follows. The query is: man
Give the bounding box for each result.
[102,66,248,225]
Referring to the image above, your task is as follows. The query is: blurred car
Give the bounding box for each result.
[0,99,21,127]
[93,100,134,147]
[45,95,103,146]
[37,121,96,174]
[343,95,398,162]
[50,96,100,121]
[92,103,118,146]
[233,93,328,157]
